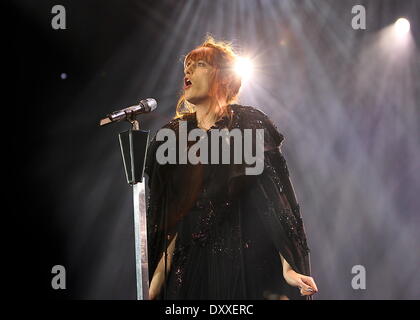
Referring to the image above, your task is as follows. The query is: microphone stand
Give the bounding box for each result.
[118,115,150,300]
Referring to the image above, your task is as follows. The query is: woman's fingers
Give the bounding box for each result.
[300,288,313,296]
[297,276,318,296]
[286,271,319,296]
[297,281,313,295]
[301,276,318,292]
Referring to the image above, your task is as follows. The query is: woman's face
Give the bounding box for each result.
[183,58,216,105]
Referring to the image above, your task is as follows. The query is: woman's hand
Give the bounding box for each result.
[148,234,178,300]
[283,269,318,297]
[149,282,160,300]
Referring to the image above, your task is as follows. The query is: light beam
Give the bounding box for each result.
[394,18,410,36]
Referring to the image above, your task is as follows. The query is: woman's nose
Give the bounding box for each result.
[185,62,195,75]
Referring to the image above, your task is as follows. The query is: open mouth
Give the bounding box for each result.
[184,77,192,89]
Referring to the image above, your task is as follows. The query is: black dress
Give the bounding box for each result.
[145,104,312,300]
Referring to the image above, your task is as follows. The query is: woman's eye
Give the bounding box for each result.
[198,62,205,67]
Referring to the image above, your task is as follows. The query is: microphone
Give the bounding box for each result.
[99,98,157,126]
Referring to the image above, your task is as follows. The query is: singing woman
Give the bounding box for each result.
[145,36,318,300]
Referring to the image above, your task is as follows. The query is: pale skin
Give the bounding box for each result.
[149,234,178,300]
[183,58,226,130]
[280,254,318,297]
[148,55,319,299]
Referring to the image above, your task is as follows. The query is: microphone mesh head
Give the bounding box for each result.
[145,98,157,111]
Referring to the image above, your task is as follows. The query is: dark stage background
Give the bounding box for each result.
[11,0,420,299]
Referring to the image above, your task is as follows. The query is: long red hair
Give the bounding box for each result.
[174,35,242,120]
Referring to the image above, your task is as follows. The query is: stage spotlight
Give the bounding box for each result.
[234,57,253,80]
[394,18,410,35]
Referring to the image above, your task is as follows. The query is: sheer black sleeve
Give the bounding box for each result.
[144,123,179,282]
[241,108,312,299]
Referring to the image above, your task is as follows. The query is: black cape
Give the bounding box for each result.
[144,104,312,300]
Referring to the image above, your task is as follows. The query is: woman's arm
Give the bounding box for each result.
[279,253,293,276]
[279,253,318,296]
[149,233,178,300]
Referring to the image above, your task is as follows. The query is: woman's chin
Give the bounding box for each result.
[185,97,200,105]
[185,96,211,106]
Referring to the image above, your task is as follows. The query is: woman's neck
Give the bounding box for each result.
[195,99,226,130]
